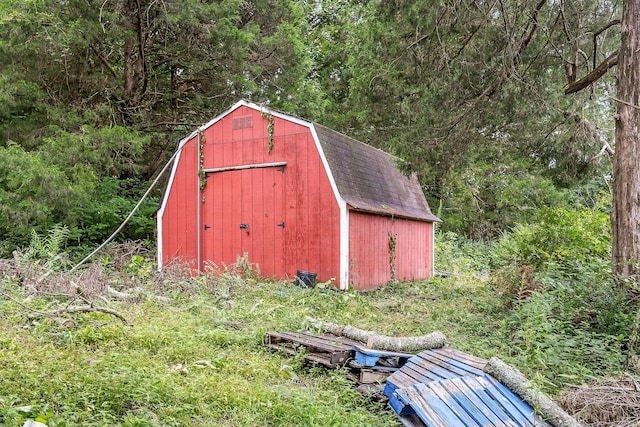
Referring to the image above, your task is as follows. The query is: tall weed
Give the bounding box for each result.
[496,205,610,270]
[489,201,633,389]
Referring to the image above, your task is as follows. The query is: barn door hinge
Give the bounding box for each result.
[277,222,285,228]
[204,224,211,230]
[277,165,286,173]
[239,223,249,230]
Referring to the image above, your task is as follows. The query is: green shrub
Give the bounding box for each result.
[496,203,611,271]
[435,230,500,276]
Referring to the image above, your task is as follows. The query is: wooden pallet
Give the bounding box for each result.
[394,375,552,427]
[385,348,552,427]
[264,331,415,385]
[385,347,487,413]
[349,345,414,384]
[263,331,361,368]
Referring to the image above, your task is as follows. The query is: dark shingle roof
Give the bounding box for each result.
[313,123,440,222]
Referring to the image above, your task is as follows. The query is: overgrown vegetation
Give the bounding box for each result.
[1,1,638,424]
[1,198,639,426]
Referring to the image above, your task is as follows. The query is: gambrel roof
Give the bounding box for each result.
[159,100,439,224]
[313,123,440,222]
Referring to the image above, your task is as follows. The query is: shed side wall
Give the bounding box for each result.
[348,211,433,290]
[160,137,199,269]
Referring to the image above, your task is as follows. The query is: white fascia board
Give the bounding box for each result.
[431,223,436,277]
[307,124,350,290]
[157,212,163,271]
[156,137,186,270]
[339,202,349,289]
[241,100,313,129]
[160,99,308,216]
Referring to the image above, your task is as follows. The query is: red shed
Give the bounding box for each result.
[157,100,440,290]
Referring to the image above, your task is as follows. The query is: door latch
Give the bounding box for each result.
[239,223,249,230]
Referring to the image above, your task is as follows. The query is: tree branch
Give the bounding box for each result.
[593,19,621,69]
[565,49,618,94]
[89,44,118,79]
[32,304,130,324]
[309,318,447,352]
[513,0,547,68]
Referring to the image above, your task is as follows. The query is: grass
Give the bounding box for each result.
[0,251,627,426]
[0,265,504,426]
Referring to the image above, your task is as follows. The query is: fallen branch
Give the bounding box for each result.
[565,49,618,95]
[30,304,130,324]
[107,285,170,303]
[107,285,133,300]
[309,318,447,352]
[484,357,582,427]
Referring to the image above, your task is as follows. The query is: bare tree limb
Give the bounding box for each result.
[578,141,615,175]
[35,305,130,324]
[89,44,118,79]
[2,290,129,324]
[593,19,621,69]
[485,357,582,427]
[565,50,619,94]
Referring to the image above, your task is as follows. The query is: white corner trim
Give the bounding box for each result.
[157,212,163,271]
[431,223,436,277]
[306,124,350,289]
[339,202,349,289]
[196,131,202,273]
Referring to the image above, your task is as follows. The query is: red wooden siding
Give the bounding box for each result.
[160,101,436,290]
[348,211,433,290]
[160,138,199,269]
[161,105,341,285]
[201,166,285,276]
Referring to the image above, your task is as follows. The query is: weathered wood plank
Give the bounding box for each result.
[396,361,445,383]
[405,358,464,381]
[421,381,481,427]
[423,349,487,376]
[265,331,360,351]
[432,347,487,370]
[475,376,536,427]
[408,385,468,427]
[353,344,413,367]
[398,413,428,427]
[358,369,392,384]
[417,351,485,378]
[397,386,452,427]
[263,332,359,367]
[452,377,514,427]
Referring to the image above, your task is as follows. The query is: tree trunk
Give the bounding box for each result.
[122,0,147,107]
[612,0,640,277]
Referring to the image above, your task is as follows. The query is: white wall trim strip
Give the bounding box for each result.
[203,162,287,174]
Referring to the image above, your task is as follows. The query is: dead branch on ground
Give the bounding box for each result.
[309,318,447,352]
[29,304,130,324]
[558,374,640,426]
[484,357,582,427]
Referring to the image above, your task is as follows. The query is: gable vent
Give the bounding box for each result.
[233,115,253,130]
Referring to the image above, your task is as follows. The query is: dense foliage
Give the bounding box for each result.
[2,2,639,423]
[0,0,622,252]
[0,215,635,425]
[0,0,322,255]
